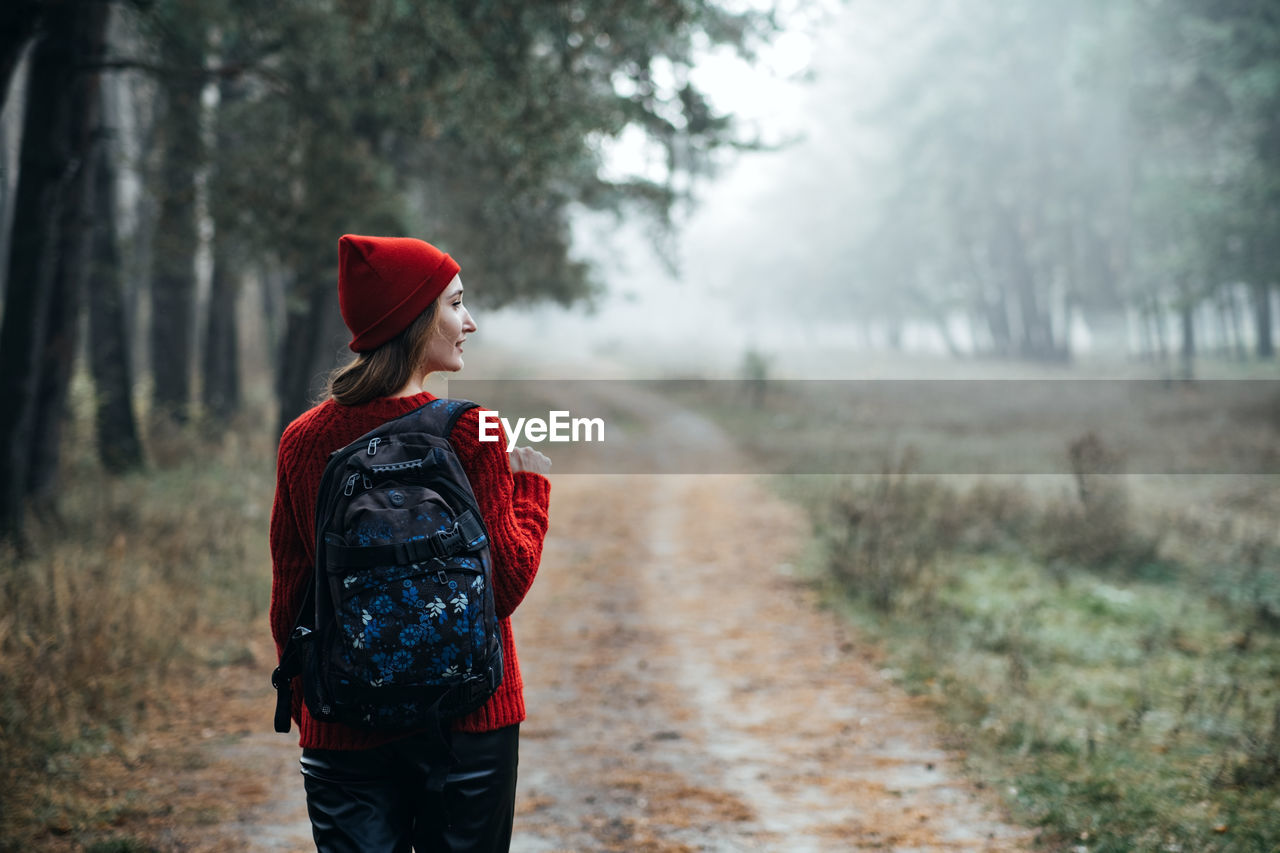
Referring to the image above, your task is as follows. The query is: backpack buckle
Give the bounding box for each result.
[456,512,487,550]
[434,525,462,557]
[432,511,486,559]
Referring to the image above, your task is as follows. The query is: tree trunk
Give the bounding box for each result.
[994,208,1047,359]
[984,300,1012,357]
[0,0,42,116]
[1253,282,1274,359]
[201,74,245,426]
[0,3,107,542]
[1223,285,1245,361]
[1133,304,1152,360]
[1180,299,1196,380]
[148,69,204,428]
[1213,290,1231,358]
[88,129,144,474]
[201,237,240,424]
[980,234,1013,357]
[0,88,12,303]
[26,103,101,503]
[933,315,964,358]
[275,271,340,436]
[886,319,903,351]
[1150,298,1168,365]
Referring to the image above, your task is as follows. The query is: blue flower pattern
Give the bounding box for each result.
[338,563,479,687]
[328,463,494,728]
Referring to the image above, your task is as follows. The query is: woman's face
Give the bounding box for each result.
[422,275,476,374]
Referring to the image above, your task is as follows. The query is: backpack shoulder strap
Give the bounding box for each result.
[400,397,479,441]
[271,579,314,733]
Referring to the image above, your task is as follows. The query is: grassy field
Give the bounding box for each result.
[686,366,1280,851]
[802,474,1279,851]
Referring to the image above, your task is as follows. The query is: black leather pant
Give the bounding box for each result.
[300,725,519,853]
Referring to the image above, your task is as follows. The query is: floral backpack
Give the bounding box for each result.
[272,398,503,739]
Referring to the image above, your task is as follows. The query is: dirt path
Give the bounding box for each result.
[125,397,1032,852]
[508,473,1031,852]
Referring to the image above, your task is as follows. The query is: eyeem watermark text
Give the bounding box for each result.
[478,410,605,452]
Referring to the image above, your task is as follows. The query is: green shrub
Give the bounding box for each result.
[1035,433,1162,577]
[821,454,951,611]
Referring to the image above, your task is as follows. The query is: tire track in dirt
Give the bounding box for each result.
[652,475,1031,850]
[512,470,1032,852]
[512,473,775,852]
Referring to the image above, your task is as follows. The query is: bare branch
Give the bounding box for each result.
[83,54,286,88]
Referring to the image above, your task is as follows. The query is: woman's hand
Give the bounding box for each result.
[509,445,551,476]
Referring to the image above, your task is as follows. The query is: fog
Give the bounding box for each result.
[483,0,1279,380]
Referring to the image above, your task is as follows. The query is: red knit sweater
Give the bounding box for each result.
[269,390,551,749]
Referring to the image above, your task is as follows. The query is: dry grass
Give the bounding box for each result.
[799,462,1280,851]
[817,436,1162,616]
[0,421,273,850]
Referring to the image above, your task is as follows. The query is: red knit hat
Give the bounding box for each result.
[338,234,461,352]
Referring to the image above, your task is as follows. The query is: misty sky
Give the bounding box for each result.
[477,2,1221,381]
[481,0,861,377]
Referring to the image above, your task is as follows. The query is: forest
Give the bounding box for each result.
[0,0,766,544]
[690,0,1280,366]
[1,0,1276,541]
[0,0,1277,850]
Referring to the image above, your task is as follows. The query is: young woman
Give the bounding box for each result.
[269,234,551,852]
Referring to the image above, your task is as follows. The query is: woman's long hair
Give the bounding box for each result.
[326,301,439,406]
